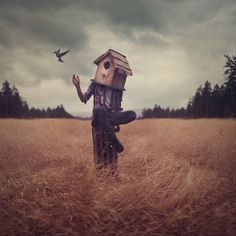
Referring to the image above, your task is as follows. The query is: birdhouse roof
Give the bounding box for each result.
[93,49,133,76]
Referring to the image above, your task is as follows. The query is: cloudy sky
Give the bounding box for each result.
[0,0,235,116]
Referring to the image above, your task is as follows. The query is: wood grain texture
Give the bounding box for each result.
[92,126,118,175]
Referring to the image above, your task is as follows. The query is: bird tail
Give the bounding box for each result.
[58,57,63,63]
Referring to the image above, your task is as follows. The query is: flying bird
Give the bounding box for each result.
[54,49,70,63]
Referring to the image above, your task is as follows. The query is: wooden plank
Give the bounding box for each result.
[115,66,132,76]
[112,70,127,91]
[110,50,128,63]
[94,49,129,66]
[113,58,132,71]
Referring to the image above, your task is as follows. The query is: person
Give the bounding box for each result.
[72,74,136,153]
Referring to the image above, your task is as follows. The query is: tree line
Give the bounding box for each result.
[142,54,236,118]
[0,81,74,118]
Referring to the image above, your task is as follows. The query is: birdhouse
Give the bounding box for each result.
[93,49,133,91]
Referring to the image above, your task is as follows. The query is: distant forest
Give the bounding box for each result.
[142,54,236,118]
[0,81,73,118]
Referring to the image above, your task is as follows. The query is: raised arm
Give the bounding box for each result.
[72,74,86,103]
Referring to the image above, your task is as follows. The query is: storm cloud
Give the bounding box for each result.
[0,0,235,115]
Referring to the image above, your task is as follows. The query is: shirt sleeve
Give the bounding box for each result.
[84,82,95,104]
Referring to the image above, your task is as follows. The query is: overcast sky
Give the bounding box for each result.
[0,0,235,116]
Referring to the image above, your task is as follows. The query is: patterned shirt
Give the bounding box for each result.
[84,82,123,112]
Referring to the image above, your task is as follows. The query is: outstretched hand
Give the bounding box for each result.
[72,74,80,88]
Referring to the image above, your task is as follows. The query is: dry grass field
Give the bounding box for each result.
[0,119,236,236]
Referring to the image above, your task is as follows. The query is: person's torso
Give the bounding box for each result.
[93,84,123,112]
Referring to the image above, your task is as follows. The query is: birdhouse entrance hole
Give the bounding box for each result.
[104,61,110,70]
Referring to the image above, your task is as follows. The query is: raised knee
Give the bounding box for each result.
[129,111,136,121]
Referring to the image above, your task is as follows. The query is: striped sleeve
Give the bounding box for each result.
[84,82,95,104]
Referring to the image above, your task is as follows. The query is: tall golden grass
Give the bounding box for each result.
[0,119,235,235]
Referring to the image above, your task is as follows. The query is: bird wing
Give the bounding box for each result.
[59,50,70,57]
[58,57,64,63]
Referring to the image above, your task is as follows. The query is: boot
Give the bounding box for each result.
[106,132,124,153]
[113,138,124,153]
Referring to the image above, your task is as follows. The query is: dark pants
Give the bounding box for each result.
[92,107,136,142]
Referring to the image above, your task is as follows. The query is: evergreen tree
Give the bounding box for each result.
[186,102,193,118]
[12,86,23,118]
[0,91,3,116]
[1,81,14,117]
[142,108,153,118]
[165,107,170,118]
[202,81,212,117]
[224,54,236,116]
[210,84,226,117]
[22,101,29,118]
[191,86,203,118]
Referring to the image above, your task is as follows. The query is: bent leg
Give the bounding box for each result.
[92,108,125,153]
[92,108,116,139]
[107,110,136,126]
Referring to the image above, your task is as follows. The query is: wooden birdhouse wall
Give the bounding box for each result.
[112,69,127,91]
[94,56,115,87]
